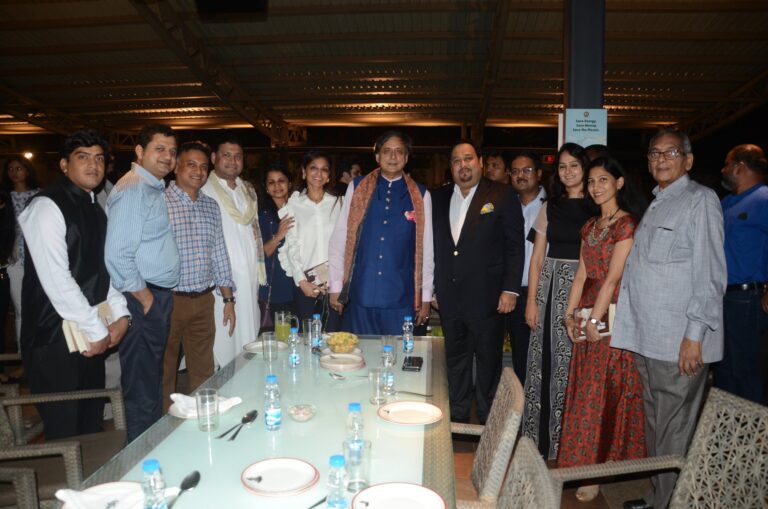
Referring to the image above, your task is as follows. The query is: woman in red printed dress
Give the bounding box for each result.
[558,156,648,502]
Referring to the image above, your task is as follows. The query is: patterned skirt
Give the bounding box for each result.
[522,257,577,460]
[556,337,647,467]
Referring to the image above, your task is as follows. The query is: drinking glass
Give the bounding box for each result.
[343,439,372,492]
[368,368,387,405]
[195,388,219,432]
[262,332,279,361]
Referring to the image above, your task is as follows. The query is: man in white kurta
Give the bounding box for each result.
[201,138,266,367]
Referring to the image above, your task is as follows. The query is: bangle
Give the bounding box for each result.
[223,297,235,304]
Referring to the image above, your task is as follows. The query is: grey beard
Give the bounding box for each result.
[721,177,733,191]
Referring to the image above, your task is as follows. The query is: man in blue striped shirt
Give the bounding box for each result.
[105,124,181,442]
[162,142,235,410]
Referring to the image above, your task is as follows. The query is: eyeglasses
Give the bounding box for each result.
[510,167,536,176]
[647,148,684,162]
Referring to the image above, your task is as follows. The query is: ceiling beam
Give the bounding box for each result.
[0,41,165,57]
[0,15,144,30]
[472,0,513,144]
[680,67,768,141]
[0,83,137,148]
[129,0,305,146]
[5,62,188,77]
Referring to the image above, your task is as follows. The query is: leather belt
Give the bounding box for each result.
[726,282,767,293]
[146,282,172,292]
[172,286,214,298]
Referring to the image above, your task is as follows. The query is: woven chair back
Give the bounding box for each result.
[670,388,768,508]
[472,367,525,501]
[498,436,558,509]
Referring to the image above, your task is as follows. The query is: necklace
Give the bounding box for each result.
[587,208,620,246]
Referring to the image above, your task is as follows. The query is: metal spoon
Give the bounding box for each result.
[228,410,259,441]
[328,372,368,380]
[216,410,258,439]
[167,470,200,508]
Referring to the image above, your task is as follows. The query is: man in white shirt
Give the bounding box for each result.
[507,151,546,385]
[431,141,524,423]
[202,136,266,367]
[19,130,130,439]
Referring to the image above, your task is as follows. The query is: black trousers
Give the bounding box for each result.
[0,271,9,351]
[293,288,341,333]
[119,288,173,443]
[442,313,505,424]
[24,339,106,440]
[508,286,531,386]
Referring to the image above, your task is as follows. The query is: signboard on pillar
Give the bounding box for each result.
[564,108,607,147]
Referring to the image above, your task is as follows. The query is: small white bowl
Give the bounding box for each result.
[288,404,317,422]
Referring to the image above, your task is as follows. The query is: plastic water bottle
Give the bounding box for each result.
[346,402,364,441]
[288,327,301,368]
[381,345,395,395]
[264,374,282,431]
[141,459,167,509]
[327,454,348,509]
[310,313,323,353]
[402,315,414,354]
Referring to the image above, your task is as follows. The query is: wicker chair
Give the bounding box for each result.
[451,367,524,507]
[548,388,768,508]
[0,387,128,509]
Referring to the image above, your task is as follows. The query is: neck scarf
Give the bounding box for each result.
[340,168,424,309]
[208,173,266,284]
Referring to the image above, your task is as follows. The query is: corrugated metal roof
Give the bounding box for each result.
[1,0,766,143]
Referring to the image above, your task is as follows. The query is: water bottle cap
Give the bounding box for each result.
[330,454,345,467]
[266,374,277,383]
[142,459,160,473]
[383,345,393,352]
[404,315,413,321]
[313,313,321,319]
[290,327,298,333]
[348,402,361,412]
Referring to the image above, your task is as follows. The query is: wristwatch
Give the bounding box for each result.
[588,317,600,326]
[223,296,236,304]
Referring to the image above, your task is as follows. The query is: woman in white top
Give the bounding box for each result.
[278,151,342,329]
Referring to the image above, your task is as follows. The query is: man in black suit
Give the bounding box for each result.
[432,140,524,423]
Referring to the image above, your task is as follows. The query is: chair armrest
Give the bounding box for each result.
[1,387,127,435]
[0,466,39,509]
[0,441,84,487]
[456,499,495,509]
[551,455,685,483]
[451,422,485,436]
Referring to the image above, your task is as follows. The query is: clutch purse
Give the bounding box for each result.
[574,303,616,340]
[304,262,329,287]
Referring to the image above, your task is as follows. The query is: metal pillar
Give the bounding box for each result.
[564,0,605,109]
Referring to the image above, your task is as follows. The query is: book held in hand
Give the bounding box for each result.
[574,303,616,340]
[304,262,329,288]
[62,301,114,353]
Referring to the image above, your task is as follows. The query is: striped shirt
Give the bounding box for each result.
[105,163,180,292]
[164,181,234,293]
[612,175,727,363]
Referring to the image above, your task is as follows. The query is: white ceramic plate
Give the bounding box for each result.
[321,347,362,355]
[241,457,319,496]
[377,401,443,425]
[243,340,289,353]
[319,353,366,372]
[352,483,446,509]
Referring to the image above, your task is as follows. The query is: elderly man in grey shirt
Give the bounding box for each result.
[613,128,726,509]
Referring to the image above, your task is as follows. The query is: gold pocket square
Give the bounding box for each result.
[480,203,495,214]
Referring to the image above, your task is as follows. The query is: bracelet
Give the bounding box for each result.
[223,297,236,304]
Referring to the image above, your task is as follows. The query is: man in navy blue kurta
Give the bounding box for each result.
[329,131,433,335]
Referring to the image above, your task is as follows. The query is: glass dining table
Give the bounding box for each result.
[83,336,456,508]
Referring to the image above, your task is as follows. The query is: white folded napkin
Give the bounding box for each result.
[56,483,180,509]
[169,393,242,418]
